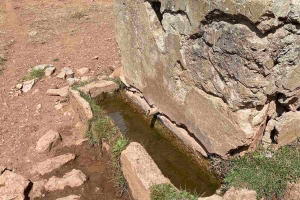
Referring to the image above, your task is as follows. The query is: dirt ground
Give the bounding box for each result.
[0,0,125,199]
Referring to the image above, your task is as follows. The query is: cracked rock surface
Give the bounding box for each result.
[114,0,300,157]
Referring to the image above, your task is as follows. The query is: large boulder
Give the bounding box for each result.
[0,171,30,200]
[114,0,300,156]
[121,142,171,200]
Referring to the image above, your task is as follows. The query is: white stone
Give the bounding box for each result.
[22,80,35,93]
[45,67,56,76]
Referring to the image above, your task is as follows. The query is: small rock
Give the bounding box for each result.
[45,67,56,76]
[77,68,89,76]
[29,31,38,37]
[57,67,74,79]
[75,138,88,146]
[101,140,110,153]
[15,83,23,90]
[36,130,61,153]
[55,103,63,110]
[33,64,53,71]
[36,104,42,113]
[109,67,121,79]
[67,78,80,86]
[47,86,69,97]
[45,169,87,191]
[22,79,35,93]
[57,71,66,79]
[32,154,76,175]
[30,180,47,199]
[63,67,74,75]
[0,171,30,199]
[56,195,80,200]
[93,56,99,60]
[80,76,93,82]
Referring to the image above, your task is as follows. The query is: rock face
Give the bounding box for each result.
[36,130,61,153]
[121,142,171,200]
[45,169,87,191]
[32,154,76,175]
[0,171,30,200]
[114,0,300,157]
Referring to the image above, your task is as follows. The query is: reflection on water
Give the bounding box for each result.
[97,94,221,196]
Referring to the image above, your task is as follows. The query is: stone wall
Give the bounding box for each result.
[114,0,300,158]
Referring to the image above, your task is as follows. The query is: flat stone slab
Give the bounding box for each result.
[22,79,35,93]
[45,169,87,192]
[32,154,76,175]
[36,130,61,153]
[0,171,30,200]
[79,80,118,98]
[121,142,171,200]
[47,86,69,97]
[70,89,93,121]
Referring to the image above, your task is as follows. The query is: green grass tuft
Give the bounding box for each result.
[150,184,198,200]
[52,58,60,62]
[23,68,45,80]
[224,145,300,199]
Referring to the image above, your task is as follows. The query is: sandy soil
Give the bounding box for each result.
[0,0,125,199]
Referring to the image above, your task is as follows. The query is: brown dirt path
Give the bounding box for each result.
[0,0,125,199]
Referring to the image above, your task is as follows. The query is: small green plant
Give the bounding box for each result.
[113,138,129,156]
[0,54,7,65]
[89,116,117,145]
[70,10,87,19]
[225,145,300,199]
[111,137,129,194]
[0,68,2,75]
[23,68,45,80]
[150,184,198,200]
[52,58,59,62]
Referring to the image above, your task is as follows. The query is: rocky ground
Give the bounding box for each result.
[0,0,126,199]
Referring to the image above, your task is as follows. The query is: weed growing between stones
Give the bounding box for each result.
[225,145,300,199]
[150,184,198,200]
[23,68,45,80]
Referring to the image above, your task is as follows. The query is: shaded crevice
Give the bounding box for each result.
[149,1,163,23]
[201,9,289,39]
[24,181,33,200]
[270,128,278,144]
[227,145,250,157]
